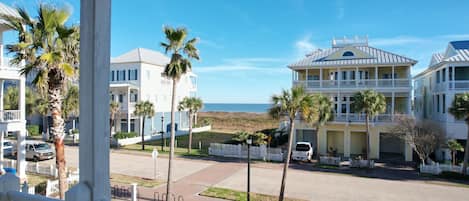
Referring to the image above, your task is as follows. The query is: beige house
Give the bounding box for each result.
[288,37,416,161]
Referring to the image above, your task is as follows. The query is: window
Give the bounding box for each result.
[449,67,453,81]
[436,95,440,112]
[341,104,347,113]
[119,94,124,103]
[122,70,126,80]
[442,94,446,113]
[351,71,356,80]
[442,69,446,82]
[111,94,115,102]
[128,69,138,80]
[436,70,440,83]
[110,70,115,81]
[342,51,354,57]
[342,71,347,80]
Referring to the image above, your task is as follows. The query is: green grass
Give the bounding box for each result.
[314,164,340,169]
[200,187,306,201]
[122,131,236,156]
[27,173,54,187]
[110,173,163,188]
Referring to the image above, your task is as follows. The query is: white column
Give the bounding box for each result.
[72,0,111,200]
[0,32,4,67]
[391,92,395,120]
[0,80,4,111]
[344,128,350,158]
[16,76,26,179]
[319,68,323,88]
[392,65,395,87]
[127,88,131,133]
[445,66,449,90]
[375,66,378,87]
[337,67,341,87]
[356,67,359,87]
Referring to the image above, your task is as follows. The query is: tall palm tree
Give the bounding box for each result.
[160,25,199,198]
[134,101,155,150]
[353,90,386,161]
[36,96,49,136]
[269,86,315,201]
[3,4,79,198]
[309,94,333,159]
[449,93,469,175]
[62,84,79,129]
[447,139,464,166]
[178,97,203,153]
[110,101,120,137]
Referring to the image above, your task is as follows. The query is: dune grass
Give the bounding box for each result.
[198,112,278,133]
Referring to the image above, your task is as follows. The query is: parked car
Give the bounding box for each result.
[292,142,313,162]
[3,140,14,156]
[13,140,55,162]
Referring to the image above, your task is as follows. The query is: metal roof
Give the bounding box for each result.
[111,48,170,66]
[288,45,417,68]
[0,2,20,26]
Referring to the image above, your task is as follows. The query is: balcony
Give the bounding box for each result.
[0,110,21,122]
[321,113,404,123]
[110,79,138,86]
[293,79,411,90]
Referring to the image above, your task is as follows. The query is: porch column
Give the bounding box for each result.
[337,67,341,87]
[0,32,4,67]
[16,76,26,180]
[392,65,395,87]
[375,66,378,87]
[391,92,395,120]
[356,67,359,87]
[404,140,413,162]
[319,68,323,88]
[445,66,450,90]
[127,87,131,133]
[0,80,4,111]
[319,129,327,155]
[452,66,455,89]
[344,127,351,158]
[73,0,111,200]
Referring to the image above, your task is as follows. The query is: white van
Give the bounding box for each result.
[14,140,55,161]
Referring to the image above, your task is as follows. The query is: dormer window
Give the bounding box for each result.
[342,51,354,57]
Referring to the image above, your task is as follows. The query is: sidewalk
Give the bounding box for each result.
[137,162,243,201]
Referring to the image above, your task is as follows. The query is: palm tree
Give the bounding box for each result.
[160,25,199,198]
[353,90,386,161]
[309,94,334,159]
[178,97,203,153]
[449,93,469,175]
[447,139,464,166]
[134,101,155,150]
[62,84,79,130]
[36,96,49,136]
[3,4,79,198]
[269,86,315,201]
[110,101,120,137]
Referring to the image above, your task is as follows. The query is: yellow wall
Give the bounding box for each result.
[350,132,366,155]
[327,131,344,154]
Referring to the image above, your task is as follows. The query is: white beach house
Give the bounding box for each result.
[289,36,416,161]
[109,48,197,136]
[414,40,469,160]
[0,2,27,179]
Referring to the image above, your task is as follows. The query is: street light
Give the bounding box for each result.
[246,137,252,201]
[160,116,165,151]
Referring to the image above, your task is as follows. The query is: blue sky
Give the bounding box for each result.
[3,0,469,103]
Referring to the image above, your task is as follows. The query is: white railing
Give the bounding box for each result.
[0,110,21,122]
[451,80,469,90]
[109,80,138,86]
[294,79,410,89]
[330,113,406,123]
[208,143,284,162]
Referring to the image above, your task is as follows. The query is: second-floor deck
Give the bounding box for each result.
[0,110,21,122]
[294,79,410,89]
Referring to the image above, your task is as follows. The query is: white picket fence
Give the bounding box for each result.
[208,143,284,162]
[420,163,469,175]
[2,159,59,177]
[319,156,341,166]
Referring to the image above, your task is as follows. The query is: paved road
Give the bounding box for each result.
[38,146,469,201]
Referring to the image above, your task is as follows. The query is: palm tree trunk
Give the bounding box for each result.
[463,121,469,175]
[142,116,146,150]
[166,79,177,200]
[279,118,295,201]
[49,85,67,199]
[188,112,193,153]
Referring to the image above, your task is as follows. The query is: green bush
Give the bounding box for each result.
[71,129,79,134]
[439,171,469,180]
[26,125,40,136]
[35,181,47,195]
[113,132,138,139]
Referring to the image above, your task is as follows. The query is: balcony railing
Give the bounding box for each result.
[450,80,469,90]
[109,80,138,86]
[332,113,403,123]
[294,79,410,89]
[0,110,21,122]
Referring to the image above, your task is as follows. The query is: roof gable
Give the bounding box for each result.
[323,46,374,61]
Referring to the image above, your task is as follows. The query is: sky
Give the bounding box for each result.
[2,0,469,103]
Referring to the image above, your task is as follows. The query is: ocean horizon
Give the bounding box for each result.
[201,103,271,113]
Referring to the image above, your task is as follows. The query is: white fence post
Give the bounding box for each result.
[131,183,138,201]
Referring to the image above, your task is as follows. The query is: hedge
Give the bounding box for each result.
[113,132,138,139]
[26,125,40,136]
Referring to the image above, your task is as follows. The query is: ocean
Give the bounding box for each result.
[202,103,271,113]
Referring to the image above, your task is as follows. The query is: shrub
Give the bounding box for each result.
[439,171,469,180]
[113,132,138,139]
[26,125,40,136]
[71,129,79,134]
[35,181,47,195]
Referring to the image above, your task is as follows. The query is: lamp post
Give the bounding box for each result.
[246,137,252,201]
[160,116,164,151]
